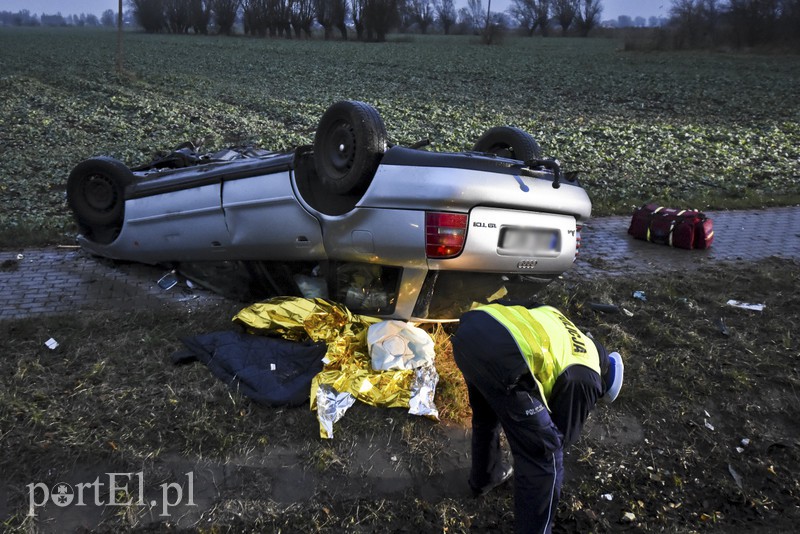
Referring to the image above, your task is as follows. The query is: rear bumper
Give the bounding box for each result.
[428,207,578,275]
[405,207,577,320]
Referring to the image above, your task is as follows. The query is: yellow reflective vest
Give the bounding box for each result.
[476,304,601,411]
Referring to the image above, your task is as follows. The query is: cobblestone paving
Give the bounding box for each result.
[571,206,800,277]
[1,207,798,320]
[0,248,226,320]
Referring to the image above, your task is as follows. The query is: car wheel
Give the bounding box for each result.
[67,156,133,230]
[313,100,388,195]
[473,126,542,162]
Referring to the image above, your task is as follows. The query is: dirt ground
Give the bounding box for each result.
[1,258,798,533]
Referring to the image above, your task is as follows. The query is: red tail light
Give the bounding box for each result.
[426,212,468,258]
[574,224,583,261]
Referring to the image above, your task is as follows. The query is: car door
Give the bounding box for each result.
[221,170,325,260]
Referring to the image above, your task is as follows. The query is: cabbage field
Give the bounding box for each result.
[1,28,798,246]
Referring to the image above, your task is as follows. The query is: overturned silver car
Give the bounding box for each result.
[67,101,591,320]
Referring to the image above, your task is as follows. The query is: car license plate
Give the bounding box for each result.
[499,228,560,254]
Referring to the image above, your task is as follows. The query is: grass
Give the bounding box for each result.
[1,259,799,531]
[0,27,799,246]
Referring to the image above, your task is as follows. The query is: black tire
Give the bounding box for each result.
[313,100,388,195]
[473,126,542,162]
[67,156,133,228]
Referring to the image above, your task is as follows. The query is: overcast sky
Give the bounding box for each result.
[0,0,670,20]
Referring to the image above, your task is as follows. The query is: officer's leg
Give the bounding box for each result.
[496,389,564,534]
[465,381,503,490]
[548,365,603,448]
[453,310,529,489]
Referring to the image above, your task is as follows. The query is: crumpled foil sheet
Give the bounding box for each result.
[315,384,357,439]
[408,365,440,421]
[235,297,439,438]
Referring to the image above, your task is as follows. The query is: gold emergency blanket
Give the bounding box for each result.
[234,297,418,438]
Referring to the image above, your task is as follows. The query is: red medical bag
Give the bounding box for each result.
[628,204,714,250]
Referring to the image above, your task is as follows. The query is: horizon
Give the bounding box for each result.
[0,0,669,21]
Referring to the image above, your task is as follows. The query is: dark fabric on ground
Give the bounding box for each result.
[172,331,326,407]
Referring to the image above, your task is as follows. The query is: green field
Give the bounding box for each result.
[1,28,799,245]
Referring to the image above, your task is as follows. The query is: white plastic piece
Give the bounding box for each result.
[726,300,765,312]
[367,320,435,371]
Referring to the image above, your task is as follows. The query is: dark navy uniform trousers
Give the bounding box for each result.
[452,309,608,534]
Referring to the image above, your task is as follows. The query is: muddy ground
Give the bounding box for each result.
[1,259,798,533]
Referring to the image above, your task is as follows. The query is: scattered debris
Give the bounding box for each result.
[741,438,750,447]
[728,464,744,489]
[622,308,634,317]
[0,259,18,271]
[157,271,179,291]
[44,338,59,350]
[675,297,698,310]
[601,493,613,501]
[632,290,647,302]
[621,511,636,523]
[316,385,357,439]
[727,300,765,312]
[704,419,715,431]
[715,317,730,336]
[16,253,24,260]
[588,302,620,314]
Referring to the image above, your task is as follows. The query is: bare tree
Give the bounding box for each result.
[533,0,550,35]
[332,0,348,39]
[210,0,239,34]
[102,9,116,26]
[670,0,710,47]
[434,0,456,34]
[314,0,334,38]
[467,0,484,33]
[165,0,192,33]
[130,0,165,32]
[510,0,553,37]
[242,0,267,35]
[363,0,401,41]
[314,0,348,40]
[551,0,578,35]
[509,0,536,35]
[728,0,781,47]
[574,0,602,37]
[190,0,211,33]
[291,0,314,37]
[351,0,366,38]
[409,0,435,33]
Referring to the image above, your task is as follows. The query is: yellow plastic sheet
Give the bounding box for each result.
[234,297,415,438]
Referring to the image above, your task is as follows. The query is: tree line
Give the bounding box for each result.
[668,0,800,48]
[0,10,107,27]
[3,1,796,50]
[124,0,611,41]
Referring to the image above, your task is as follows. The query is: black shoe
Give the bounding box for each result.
[470,465,514,497]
